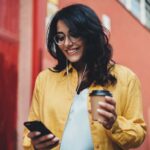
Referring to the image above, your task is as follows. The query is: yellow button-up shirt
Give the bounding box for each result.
[23,64,146,150]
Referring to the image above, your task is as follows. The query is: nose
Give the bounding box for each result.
[64,36,73,47]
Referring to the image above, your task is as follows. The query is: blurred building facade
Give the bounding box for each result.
[0,0,19,149]
[0,0,150,149]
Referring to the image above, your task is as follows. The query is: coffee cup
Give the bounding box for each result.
[89,90,112,121]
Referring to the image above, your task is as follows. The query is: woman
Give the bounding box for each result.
[23,4,146,150]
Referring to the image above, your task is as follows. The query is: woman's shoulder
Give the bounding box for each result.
[113,64,135,74]
[36,68,63,81]
[33,68,64,89]
[113,64,139,82]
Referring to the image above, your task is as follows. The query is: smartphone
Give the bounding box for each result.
[24,120,54,137]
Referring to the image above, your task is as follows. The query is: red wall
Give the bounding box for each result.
[0,0,19,149]
[32,0,47,89]
[59,0,150,149]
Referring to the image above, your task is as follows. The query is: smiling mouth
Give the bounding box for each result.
[66,48,79,55]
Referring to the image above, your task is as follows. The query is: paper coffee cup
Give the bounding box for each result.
[89,90,112,121]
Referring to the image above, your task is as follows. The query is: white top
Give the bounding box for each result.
[60,89,94,150]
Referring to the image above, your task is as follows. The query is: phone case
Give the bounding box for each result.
[24,120,53,136]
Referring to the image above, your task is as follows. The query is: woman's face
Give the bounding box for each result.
[55,20,85,63]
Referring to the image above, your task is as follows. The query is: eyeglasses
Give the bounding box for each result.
[53,32,80,46]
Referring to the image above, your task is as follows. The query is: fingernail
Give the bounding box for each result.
[105,96,110,98]
[55,137,59,141]
[98,102,103,105]
[97,109,101,113]
[35,132,41,135]
[48,134,54,138]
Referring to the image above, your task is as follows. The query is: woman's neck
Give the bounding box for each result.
[72,62,86,73]
[73,62,87,93]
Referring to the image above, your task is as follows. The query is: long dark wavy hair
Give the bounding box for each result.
[47,4,117,88]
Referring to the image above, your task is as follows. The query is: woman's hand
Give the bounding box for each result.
[28,131,60,150]
[97,96,117,129]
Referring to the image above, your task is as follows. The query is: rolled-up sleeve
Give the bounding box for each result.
[106,74,147,149]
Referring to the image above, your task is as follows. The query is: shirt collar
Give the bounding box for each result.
[63,63,74,76]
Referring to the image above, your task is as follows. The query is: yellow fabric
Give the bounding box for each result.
[23,64,146,150]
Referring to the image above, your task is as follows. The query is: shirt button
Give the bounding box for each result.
[91,121,94,125]
[96,145,100,149]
